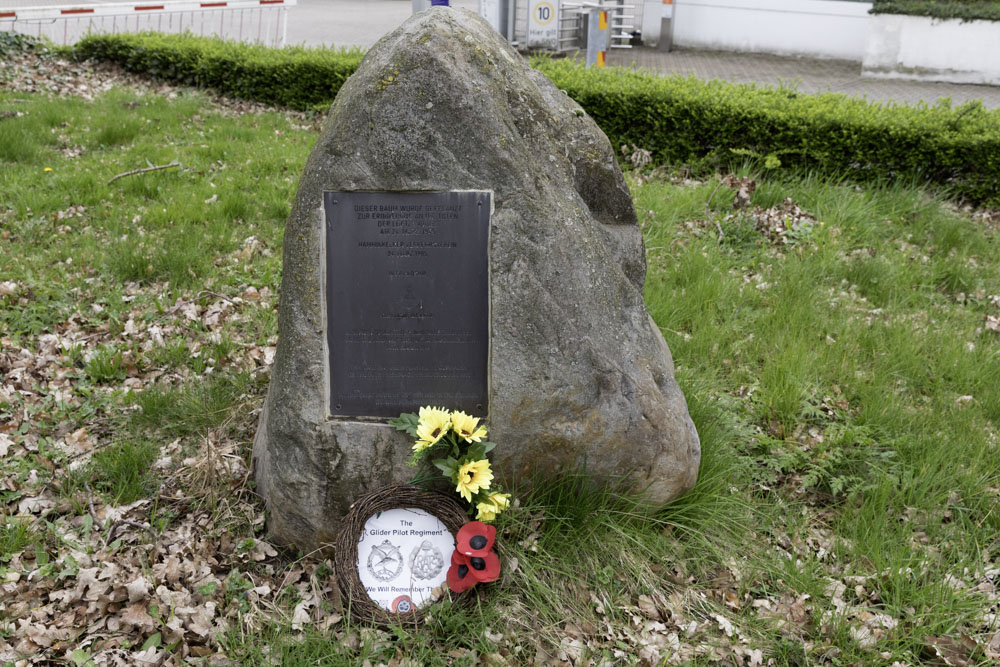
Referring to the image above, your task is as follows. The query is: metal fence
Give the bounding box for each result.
[510,0,638,53]
[0,0,294,47]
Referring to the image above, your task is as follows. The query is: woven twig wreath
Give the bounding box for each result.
[334,483,475,625]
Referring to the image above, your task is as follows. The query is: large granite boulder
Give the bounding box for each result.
[253,7,700,550]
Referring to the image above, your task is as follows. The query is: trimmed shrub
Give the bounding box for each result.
[535,59,1000,206]
[73,32,363,111]
[871,0,1000,22]
[73,33,1000,206]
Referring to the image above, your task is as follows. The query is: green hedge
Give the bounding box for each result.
[871,0,1000,22]
[536,59,1000,206]
[74,32,363,110]
[74,33,1000,206]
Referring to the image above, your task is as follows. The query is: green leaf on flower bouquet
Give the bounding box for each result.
[389,412,419,437]
[433,456,458,477]
[466,441,495,461]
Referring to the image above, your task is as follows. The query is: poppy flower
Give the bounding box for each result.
[391,595,414,613]
[466,549,500,582]
[456,521,495,557]
[446,549,478,593]
[446,548,501,593]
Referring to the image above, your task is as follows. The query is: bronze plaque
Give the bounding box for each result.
[325,191,490,418]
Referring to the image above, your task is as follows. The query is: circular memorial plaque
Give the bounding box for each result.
[334,484,472,624]
[358,507,452,610]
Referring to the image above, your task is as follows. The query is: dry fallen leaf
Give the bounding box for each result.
[125,577,151,603]
[120,604,156,633]
[723,174,757,210]
[638,594,662,621]
[921,634,980,666]
[713,613,735,638]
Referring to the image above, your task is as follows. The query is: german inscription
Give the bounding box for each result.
[325,191,491,418]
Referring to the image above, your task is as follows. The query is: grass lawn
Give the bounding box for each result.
[1,54,999,665]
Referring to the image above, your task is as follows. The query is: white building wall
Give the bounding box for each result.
[671,0,873,61]
[863,14,1000,85]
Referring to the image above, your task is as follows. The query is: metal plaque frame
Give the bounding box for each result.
[324,190,491,419]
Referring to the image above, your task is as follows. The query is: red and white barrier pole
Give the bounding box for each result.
[0,0,295,46]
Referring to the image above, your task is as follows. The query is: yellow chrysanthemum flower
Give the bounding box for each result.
[414,406,451,450]
[487,492,510,511]
[450,410,487,443]
[455,459,493,502]
[476,491,511,522]
[476,501,499,522]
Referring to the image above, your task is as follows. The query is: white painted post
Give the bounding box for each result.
[479,0,500,31]
[480,0,513,39]
[281,3,288,46]
[658,0,672,51]
[641,0,659,46]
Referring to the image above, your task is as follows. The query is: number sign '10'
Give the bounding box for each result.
[527,0,559,50]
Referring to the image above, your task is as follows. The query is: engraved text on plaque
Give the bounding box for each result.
[325,191,490,418]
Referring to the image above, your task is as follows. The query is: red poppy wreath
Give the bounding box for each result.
[447,521,501,593]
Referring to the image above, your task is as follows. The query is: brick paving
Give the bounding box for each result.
[608,48,1000,109]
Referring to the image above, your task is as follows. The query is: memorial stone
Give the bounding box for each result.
[253,6,701,550]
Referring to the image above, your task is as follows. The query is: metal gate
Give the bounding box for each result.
[527,1,636,54]
[605,0,636,49]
